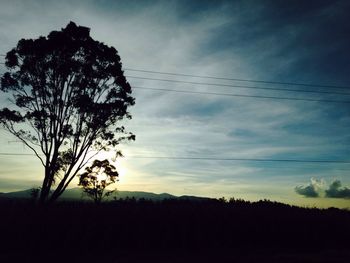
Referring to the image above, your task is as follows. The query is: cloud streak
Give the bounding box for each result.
[0,0,349,208]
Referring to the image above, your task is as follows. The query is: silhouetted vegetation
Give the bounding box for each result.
[0,22,134,203]
[0,198,349,262]
[78,159,119,203]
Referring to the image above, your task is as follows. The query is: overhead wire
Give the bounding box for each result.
[124,68,350,90]
[2,63,349,103]
[126,75,350,96]
[0,60,349,175]
[0,56,349,172]
[1,54,349,90]
[0,63,347,98]
[126,156,350,164]
[132,86,350,103]
[0,152,349,164]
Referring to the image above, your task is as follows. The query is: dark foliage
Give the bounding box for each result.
[78,159,119,203]
[0,199,349,262]
[0,22,134,203]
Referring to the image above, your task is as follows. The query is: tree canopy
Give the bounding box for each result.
[0,22,135,203]
[78,159,119,204]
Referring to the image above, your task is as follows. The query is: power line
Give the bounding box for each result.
[124,68,350,90]
[0,152,349,164]
[133,86,350,104]
[1,53,350,90]
[1,59,349,94]
[1,67,349,103]
[127,76,350,96]
[1,58,349,94]
[125,156,350,164]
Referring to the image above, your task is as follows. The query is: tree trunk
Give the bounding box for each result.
[39,167,51,204]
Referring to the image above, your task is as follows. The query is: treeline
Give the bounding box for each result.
[0,198,349,262]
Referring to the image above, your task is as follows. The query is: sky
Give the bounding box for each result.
[0,0,349,208]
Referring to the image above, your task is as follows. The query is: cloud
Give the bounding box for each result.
[0,0,349,209]
[295,179,350,199]
[295,178,324,198]
[325,180,350,199]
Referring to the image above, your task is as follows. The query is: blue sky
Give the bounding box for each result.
[0,0,349,208]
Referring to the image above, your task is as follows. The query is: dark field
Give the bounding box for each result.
[0,199,349,262]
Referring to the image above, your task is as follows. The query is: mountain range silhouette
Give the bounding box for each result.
[0,187,212,202]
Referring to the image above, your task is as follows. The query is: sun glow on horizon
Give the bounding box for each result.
[89,149,130,183]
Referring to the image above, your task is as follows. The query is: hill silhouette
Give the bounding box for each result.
[0,187,211,202]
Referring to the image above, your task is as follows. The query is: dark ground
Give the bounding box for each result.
[0,198,349,262]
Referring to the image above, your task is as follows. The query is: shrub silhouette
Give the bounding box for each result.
[78,159,119,204]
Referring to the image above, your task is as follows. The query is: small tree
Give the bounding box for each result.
[0,22,135,203]
[78,159,119,204]
[30,187,41,202]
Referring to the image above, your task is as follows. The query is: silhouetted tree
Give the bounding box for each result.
[0,22,135,203]
[78,159,118,204]
[30,187,41,202]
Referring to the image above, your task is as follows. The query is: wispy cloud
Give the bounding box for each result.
[0,0,349,208]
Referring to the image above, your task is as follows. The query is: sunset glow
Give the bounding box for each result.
[0,0,349,209]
